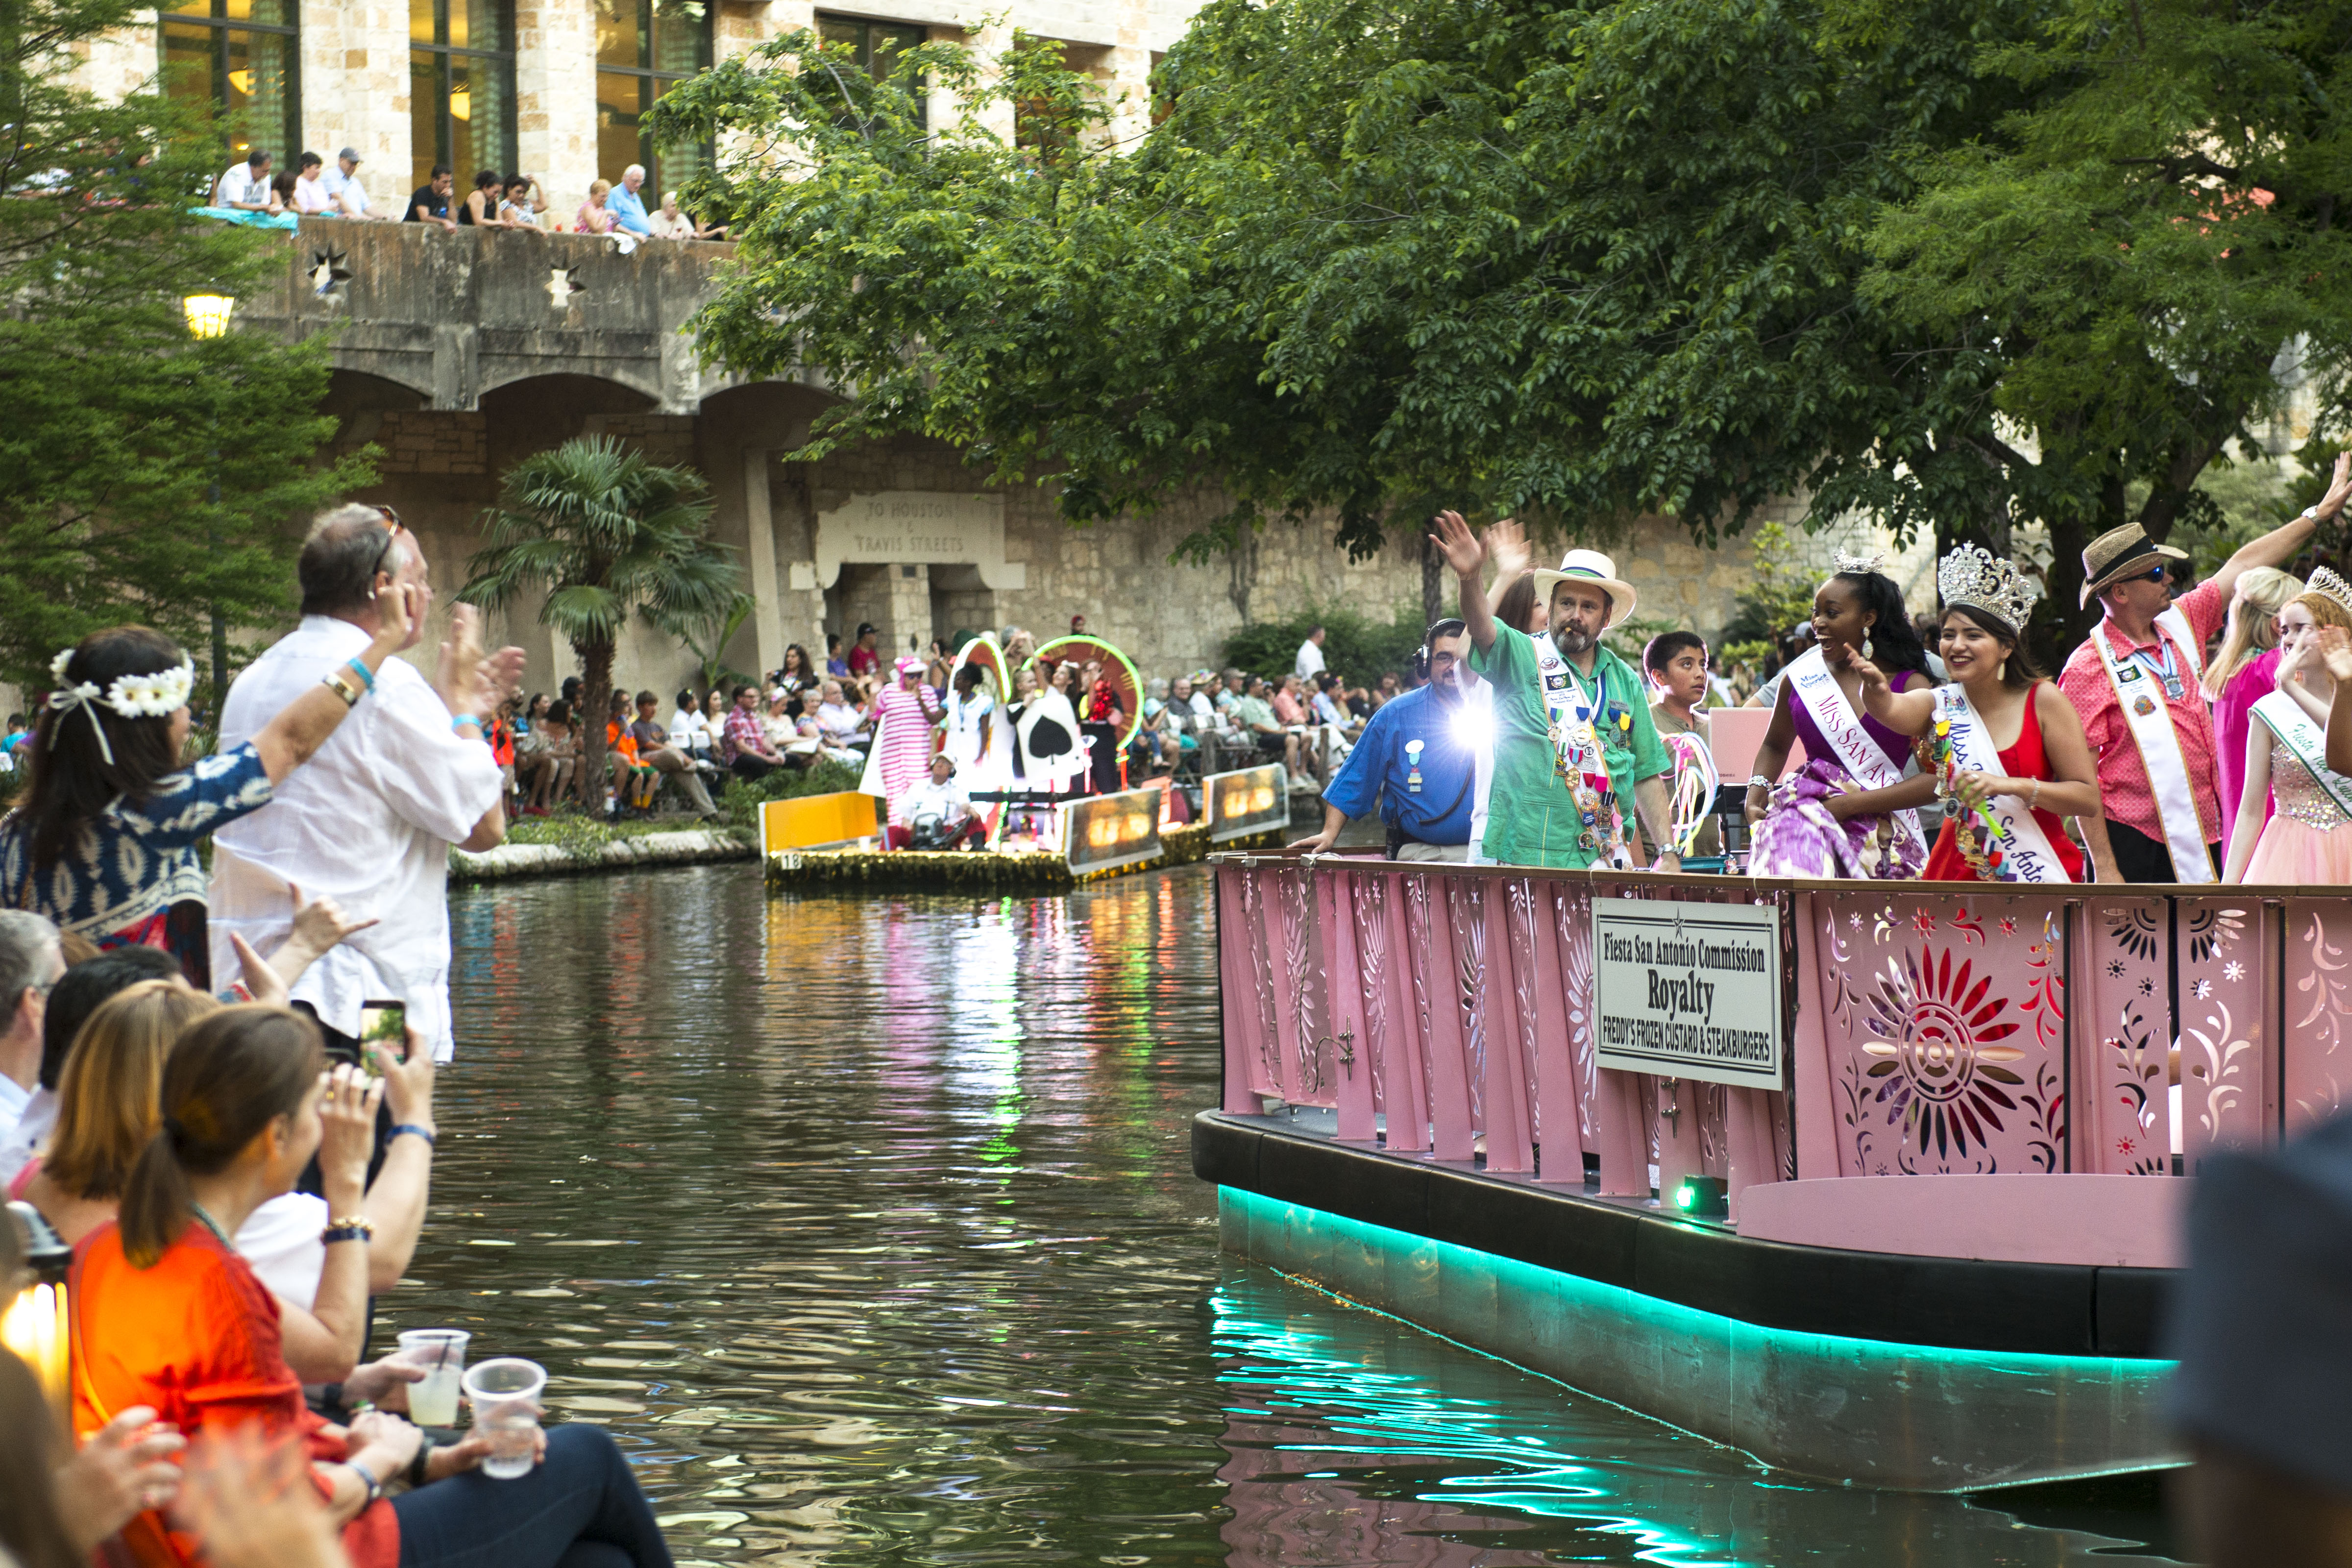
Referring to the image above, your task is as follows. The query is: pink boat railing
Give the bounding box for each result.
[1215,853,2352,1209]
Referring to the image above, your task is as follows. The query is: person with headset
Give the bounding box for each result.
[1288,619,1488,860]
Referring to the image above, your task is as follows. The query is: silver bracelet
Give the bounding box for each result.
[1746,775,1770,789]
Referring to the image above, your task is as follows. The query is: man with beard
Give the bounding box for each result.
[1430,513,1677,871]
[1289,619,1487,860]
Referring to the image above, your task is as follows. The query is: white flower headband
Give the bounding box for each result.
[46,648,196,766]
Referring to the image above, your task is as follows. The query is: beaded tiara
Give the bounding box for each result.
[1937,543,2038,634]
[2306,565,2352,619]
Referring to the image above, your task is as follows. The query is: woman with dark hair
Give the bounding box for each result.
[457,169,501,226]
[0,598,412,985]
[1744,557,1940,879]
[777,644,813,692]
[1857,546,2117,883]
[71,1005,676,1568]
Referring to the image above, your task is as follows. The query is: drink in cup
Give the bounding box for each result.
[461,1358,548,1479]
[396,1328,470,1427]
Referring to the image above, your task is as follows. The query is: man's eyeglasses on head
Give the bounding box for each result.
[371,507,403,588]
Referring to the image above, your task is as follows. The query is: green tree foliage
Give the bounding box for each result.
[457,438,743,804]
[0,0,369,685]
[662,0,2352,662]
[1858,0,2352,642]
[656,1,2029,567]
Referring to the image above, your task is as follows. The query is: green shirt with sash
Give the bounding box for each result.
[1471,625,1670,869]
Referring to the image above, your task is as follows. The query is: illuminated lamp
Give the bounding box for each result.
[1672,1176,1729,1220]
[181,294,236,338]
[450,89,471,120]
[3,1200,72,1421]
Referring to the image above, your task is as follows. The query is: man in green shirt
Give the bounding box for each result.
[1431,512,1677,870]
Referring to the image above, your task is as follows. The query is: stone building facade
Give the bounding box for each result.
[236,221,1910,701]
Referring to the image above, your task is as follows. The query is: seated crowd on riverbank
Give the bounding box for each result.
[0,504,677,1568]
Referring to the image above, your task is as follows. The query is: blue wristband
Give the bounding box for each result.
[344,657,376,693]
[452,713,482,733]
[390,1123,437,1147]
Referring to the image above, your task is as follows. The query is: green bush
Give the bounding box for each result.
[1220,603,1425,686]
[723,758,866,832]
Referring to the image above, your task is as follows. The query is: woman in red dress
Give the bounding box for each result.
[72,1005,672,1568]
[1852,546,2121,884]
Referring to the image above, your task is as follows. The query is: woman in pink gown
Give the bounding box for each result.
[871,656,944,825]
[2205,565,2302,850]
[2223,583,2352,885]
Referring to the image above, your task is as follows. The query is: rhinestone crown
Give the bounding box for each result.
[1937,543,2038,634]
[2306,565,2352,619]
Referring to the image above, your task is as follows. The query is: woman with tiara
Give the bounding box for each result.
[1854,544,2120,884]
[1743,551,1940,879]
[2222,568,2352,885]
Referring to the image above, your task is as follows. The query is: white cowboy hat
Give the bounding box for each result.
[1530,548,1638,629]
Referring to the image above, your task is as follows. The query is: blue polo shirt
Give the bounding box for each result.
[1322,685,1480,845]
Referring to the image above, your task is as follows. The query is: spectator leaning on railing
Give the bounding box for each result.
[291,152,331,214]
[406,166,457,232]
[321,147,391,221]
[608,164,654,237]
[213,148,272,212]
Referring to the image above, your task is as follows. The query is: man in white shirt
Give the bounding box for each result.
[897,755,983,849]
[210,506,522,1063]
[1295,625,1327,682]
[321,147,392,221]
[214,148,273,211]
[816,680,869,746]
[0,912,61,1147]
[1186,670,1217,727]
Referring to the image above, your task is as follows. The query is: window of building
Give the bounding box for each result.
[815,14,926,131]
[597,0,712,198]
[410,0,516,198]
[159,0,300,166]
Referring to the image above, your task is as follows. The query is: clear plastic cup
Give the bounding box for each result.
[396,1329,471,1427]
[461,1357,547,1479]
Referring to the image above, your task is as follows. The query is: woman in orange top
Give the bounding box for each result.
[72,1005,674,1568]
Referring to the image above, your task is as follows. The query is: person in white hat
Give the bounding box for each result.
[1429,512,1677,870]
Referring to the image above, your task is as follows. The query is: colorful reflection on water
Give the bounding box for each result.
[409,864,2178,1566]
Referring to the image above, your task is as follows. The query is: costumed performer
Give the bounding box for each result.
[1856,545,2116,884]
[862,655,945,826]
[942,662,1012,792]
[1289,618,1488,861]
[2058,452,2352,883]
[1743,553,1938,879]
[1429,513,1678,871]
[2222,569,2352,885]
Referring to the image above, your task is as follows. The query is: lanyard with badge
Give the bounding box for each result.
[1537,643,1629,857]
[2128,639,2186,701]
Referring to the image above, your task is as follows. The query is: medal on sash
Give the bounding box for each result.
[1405,738,1424,793]
[1535,636,1624,863]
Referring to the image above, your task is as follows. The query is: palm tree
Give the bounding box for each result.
[459,437,745,809]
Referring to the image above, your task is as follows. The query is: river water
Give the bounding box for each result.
[405,864,2182,1567]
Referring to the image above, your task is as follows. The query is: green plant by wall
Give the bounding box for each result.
[1220,604,1425,685]
[724,758,867,833]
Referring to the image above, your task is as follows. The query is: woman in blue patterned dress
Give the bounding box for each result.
[1,600,411,986]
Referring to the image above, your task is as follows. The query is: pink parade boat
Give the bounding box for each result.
[1195,852,2352,1491]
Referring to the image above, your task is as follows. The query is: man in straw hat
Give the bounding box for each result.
[2058,453,2352,883]
[1430,513,1676,871]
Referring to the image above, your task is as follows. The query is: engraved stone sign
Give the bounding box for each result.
[798,490,1026,590]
